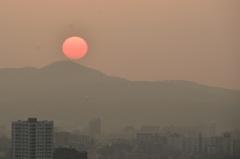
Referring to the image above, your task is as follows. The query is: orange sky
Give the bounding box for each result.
[0,0,239,90]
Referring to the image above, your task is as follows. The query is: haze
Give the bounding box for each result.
[0,0,239,90]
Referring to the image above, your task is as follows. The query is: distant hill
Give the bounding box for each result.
[0,61,239,132]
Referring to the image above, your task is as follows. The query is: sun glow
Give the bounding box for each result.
[62,36,88,60]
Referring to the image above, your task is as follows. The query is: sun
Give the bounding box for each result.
[62,36,88,60]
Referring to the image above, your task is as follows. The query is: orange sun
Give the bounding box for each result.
[62,36,88,59]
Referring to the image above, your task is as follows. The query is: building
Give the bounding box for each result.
[222,132,232,156]
[136,133,153,155]
[12,118,54,159]
[0,136,11,158]
[89,118,101,137]
[232,139,240,157]
[55,131,92,151]
[0,125,8,137]
[53,148,87,159]
[184,136,199,154]
[140,126,159,134]
[168,133,184,153]
[137,133,153,143]
[54,132,72,148]
[202,136,222,156]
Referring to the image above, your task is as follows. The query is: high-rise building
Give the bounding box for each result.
[168,133,184,152]
[89,118,101,137]
[12,118,54,159]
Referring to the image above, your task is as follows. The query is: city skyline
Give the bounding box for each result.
[5,117,240,159]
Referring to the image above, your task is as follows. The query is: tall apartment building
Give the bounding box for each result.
[89,118,101,137]
[12,118,54,159]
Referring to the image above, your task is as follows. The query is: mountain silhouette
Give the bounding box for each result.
[0,61,239,131]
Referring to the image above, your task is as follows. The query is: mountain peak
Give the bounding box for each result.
[39,60,126,82]
[41,60,87,70]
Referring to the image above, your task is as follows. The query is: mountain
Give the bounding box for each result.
[0,61,239,132]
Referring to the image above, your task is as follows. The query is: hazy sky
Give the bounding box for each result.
[0,0,239,90]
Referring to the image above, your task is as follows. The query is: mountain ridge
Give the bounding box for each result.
[1,60,238,91]
[0,61,239,131]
